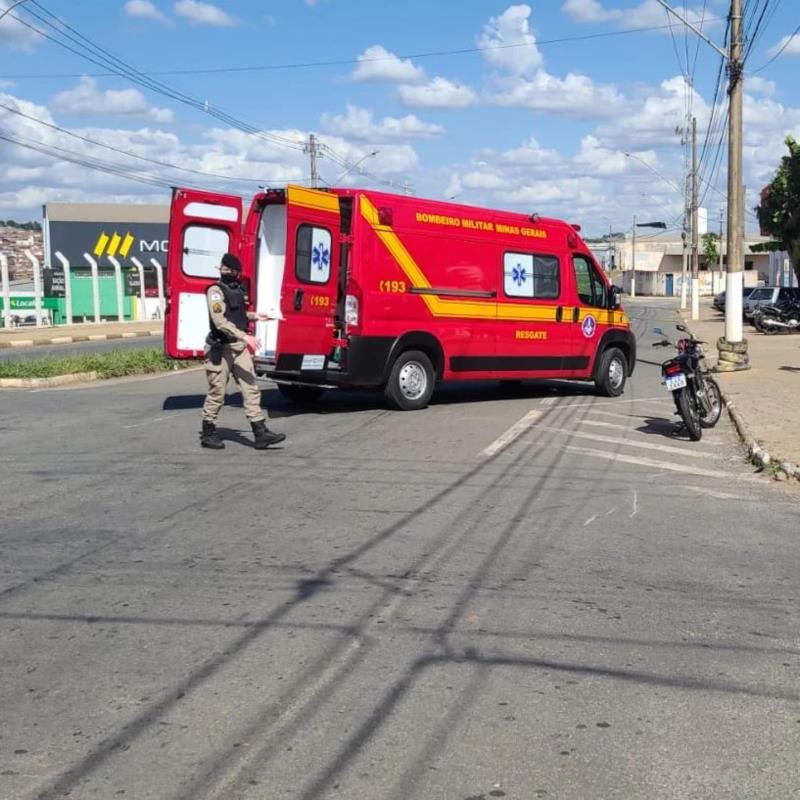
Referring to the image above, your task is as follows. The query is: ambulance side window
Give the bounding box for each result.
[503,252,560,299]
[182,225,231,278]
[295,225,331,284]
[573,255,607,308]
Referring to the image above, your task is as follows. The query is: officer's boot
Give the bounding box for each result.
[251,419,286,449]
[200,420,225,450]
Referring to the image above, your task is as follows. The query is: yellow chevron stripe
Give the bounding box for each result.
[106,233,122,257]
[359,195,630,327]
[93,232,109,258]
[287,184,340,214]
[119,233,135,258]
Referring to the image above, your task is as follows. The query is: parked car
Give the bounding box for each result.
[743,286,800,320]
[712,287,754,312]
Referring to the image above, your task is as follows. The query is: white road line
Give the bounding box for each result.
[583,515,598,526]
[577,419,629,431]
[540,397,556,406]
[548,396,672,411]
[564,445,759,482]
[538,426,715,459]
[630,489,638,518]
[481,410,542,458]
[578,408,639,421]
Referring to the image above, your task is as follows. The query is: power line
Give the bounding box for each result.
[0,16,729,80]
[749,19,800,73]
[0,101,296,186]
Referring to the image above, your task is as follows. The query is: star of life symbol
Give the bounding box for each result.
[582,314,597,338]
[512,263,527,287]
[312,243,330,272]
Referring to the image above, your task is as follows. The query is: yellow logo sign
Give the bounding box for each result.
[93,231,135,259]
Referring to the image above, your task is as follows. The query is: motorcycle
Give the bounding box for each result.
[752,299,800,334]
[653,324,723,441]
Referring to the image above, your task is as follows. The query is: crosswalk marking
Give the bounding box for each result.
[539,426,716,458]
[482,410,543,458]
[564,445,758,482]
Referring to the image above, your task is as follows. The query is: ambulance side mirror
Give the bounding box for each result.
[609,285,622,310]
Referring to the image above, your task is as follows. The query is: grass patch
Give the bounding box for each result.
[0,348,195,379]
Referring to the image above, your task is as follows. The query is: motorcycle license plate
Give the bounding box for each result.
[665,374,687,391]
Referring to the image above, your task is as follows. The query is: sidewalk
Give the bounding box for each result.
[0,320,163,349]
[678,299,800,479]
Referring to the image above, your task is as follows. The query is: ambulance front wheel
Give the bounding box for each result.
[595,347,627,397]
[385,350,435,411]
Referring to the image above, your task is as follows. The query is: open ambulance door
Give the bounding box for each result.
[164,188,245,359]
[276,185,342,371]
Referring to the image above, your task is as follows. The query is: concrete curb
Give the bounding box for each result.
[716,385,800,482]
[680,311,800,483]
[0,329,162,349]
[0,371,99,388]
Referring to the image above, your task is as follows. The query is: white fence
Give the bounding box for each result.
[0,249,165,328]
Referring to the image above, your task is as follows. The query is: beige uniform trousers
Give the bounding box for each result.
[202,342,265,424]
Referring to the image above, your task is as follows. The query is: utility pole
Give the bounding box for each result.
[305,133,320,188]
[654,0,749,370]
[691,116,700,320]
[719,0,748,369]
[718,208,724,294]
[631,214,637,298]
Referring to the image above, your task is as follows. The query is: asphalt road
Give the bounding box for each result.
[0,335,165,363]
[2,301,799,800]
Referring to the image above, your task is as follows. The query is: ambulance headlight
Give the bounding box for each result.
[345,294,359,326]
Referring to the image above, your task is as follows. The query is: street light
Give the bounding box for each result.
[625,151,689,306]
[334,150,379,184]
[630,216,667,298]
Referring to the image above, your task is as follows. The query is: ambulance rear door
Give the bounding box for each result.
[276,185,341,373]
[165,188,245,359]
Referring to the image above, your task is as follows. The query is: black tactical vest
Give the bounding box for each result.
[208,281,248,344]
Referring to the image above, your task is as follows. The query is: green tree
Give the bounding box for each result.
[756,135,800,284]
[701,232,719,268]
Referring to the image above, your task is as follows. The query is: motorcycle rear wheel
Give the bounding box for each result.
[676,388,702,441]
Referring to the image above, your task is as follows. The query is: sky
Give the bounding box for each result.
[0,0,798,238]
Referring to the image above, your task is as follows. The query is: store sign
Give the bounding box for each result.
[47,220,169,268]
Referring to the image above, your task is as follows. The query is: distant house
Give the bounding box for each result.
[611,230,773,296]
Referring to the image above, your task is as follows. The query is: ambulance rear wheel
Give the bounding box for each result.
[595,347,627,397]
[385,350,435,411]
[277,384,325,404]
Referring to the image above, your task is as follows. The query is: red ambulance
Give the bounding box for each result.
[165,185,635,410]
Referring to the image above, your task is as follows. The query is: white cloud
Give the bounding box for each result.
[490,71,626,119]
[173,0,236,26]
[746,76,777,97]
[51,77,175,123]
[321,105,443,141]
[768,34,800,59]
[595,75,704,147]
[561,0,622,23]
[351,46,425,83]
[476,4,623,120]
[563,0,718,34]
[398,77,477,109]
[477,4,544,76]
[124,0,168,23]
[0,1,43,50]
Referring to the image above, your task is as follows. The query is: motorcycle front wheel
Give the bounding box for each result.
[699,375,722,428]
[676,388,702,441]
[760,317,780,334]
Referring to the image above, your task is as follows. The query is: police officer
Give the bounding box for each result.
[200,253,286,450]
